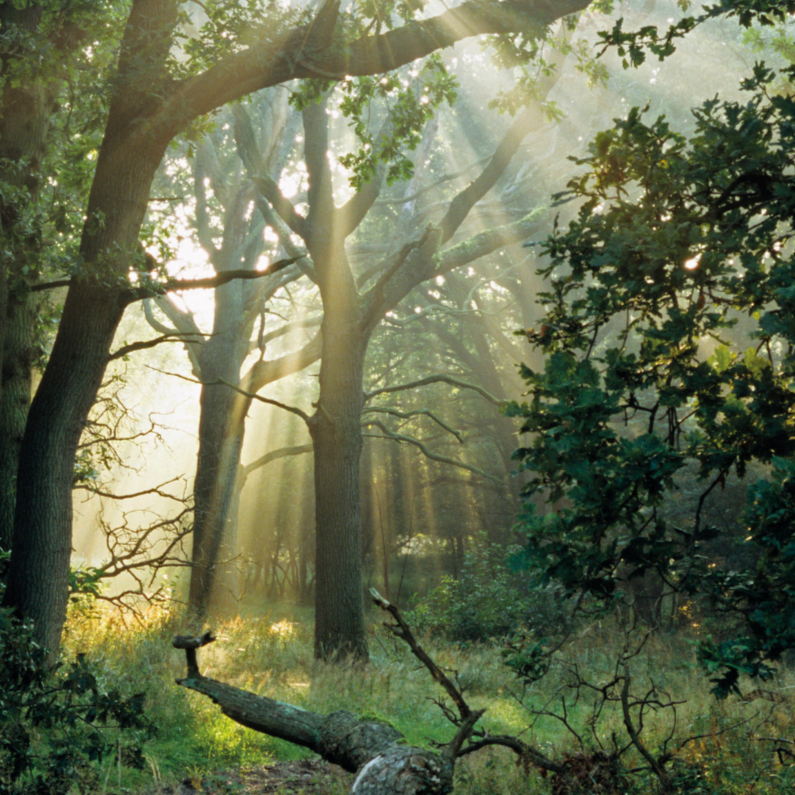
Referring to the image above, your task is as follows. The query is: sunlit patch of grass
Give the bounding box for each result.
[61,601,795,794]
[455,747,544,795]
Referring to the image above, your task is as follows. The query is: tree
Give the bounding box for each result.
[0,0,593,657]
[144,92,319,618]
[0,1,123,552]
[267,81,565,657]
[509,55,795,695]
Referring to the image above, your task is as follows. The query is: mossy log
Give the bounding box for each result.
[172,594,567,794]
[173,632,455,795]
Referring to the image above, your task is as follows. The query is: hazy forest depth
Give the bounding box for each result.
[4,1,795,794]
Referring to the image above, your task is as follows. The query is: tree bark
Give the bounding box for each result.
[189,324,247,618]
[174,632,455,795]
[0,2,59,553]
[0,290,37,553]
[2,1,180,653]
[309,321,370,660]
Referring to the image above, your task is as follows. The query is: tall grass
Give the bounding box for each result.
[61,600,795,794]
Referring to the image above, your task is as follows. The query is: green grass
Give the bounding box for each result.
[60,601,795,794]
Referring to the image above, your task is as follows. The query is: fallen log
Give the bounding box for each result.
[173,591,564,795]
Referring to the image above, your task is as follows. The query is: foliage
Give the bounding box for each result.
[597,0,795,69]
[0,609,154,794]
[508,60,795,697]
[407,535,546,643]
[290,55,458,189]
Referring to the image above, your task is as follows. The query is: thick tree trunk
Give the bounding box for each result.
[3,285,127,652]
[309,320,370,660]
[0,3,58,553]
[188,282,249,618]
[2,128,169,652]
[2,1,180,655]
[173,633,455,795]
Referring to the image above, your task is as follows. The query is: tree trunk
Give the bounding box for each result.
[188,287,248,618]
[3,128,169,653]
[309,320,370,660]
[0,3,59,553]
[189,380,246,619]
[0,290,36,552]
[174,633,455,795]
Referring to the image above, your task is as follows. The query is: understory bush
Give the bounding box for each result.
[0,608,154,794]
[407,535,563,643]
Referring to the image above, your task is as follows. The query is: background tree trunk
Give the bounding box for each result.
[188,265,250,617]
[309,315,370,660]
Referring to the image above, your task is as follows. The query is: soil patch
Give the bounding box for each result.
[146,759,354,795]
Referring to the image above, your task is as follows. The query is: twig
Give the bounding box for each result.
[362,421,501,483]
[370,589,471,721]
[173,631,216,679]
[366,374,502,406]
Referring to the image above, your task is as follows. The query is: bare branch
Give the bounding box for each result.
[74,476,187,503]
[366,374,503,406]
[363,419,502,483]
[108,332,207,361]
[248,314,322,355]
[242,332,322,394]
[371,589,473,722]
[241,444,313,480]
[213,378,312,424]
[362,406,463,443]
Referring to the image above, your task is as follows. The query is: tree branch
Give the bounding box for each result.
[366,374,503,406]
[242,332,322,394]
[233,103,309,239]
[108,332,207,361]
[362,406,463,443]
[160,0,591,132]
[241,444,313,481]
[213,378,312,425]
[363,419,502,483]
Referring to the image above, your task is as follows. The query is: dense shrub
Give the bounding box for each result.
[408,535,563,643]
[0,608,154,794]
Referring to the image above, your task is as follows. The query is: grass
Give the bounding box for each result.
[59,599,795,794]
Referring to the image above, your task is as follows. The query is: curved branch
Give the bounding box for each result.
[215,378,312,424]
[241,444,314,480]
[247,315,322,356]
[161,0,591,131]
[362,406,463,443]
[366,374,503,406]
[363,419,502,483]
[108,332,207,361]
[243,332,322,394]
[435,208,546,277]
[74,476,187,503]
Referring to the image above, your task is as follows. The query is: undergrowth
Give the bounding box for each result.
[58,599,795,794]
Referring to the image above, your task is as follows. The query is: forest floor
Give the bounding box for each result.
[143,759,353,795]
[61,603,795,795]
